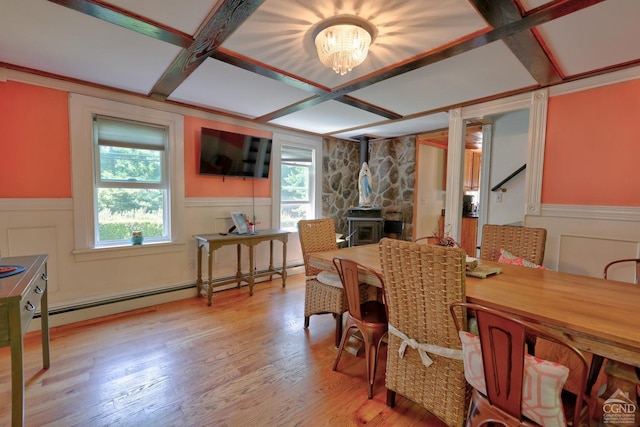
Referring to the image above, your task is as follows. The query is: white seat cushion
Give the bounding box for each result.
[317,271,343,288]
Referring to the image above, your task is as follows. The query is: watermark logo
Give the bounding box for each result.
[602,389,638,425]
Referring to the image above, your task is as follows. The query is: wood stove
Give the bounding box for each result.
[347,207,383,247]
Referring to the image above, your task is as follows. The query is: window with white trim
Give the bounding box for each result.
[93,115,169,246]
[280,145,315,230]
[70,93,184,255]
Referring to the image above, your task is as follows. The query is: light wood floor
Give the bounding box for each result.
[0,273,447,427]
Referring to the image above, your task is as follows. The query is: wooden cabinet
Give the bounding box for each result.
[464,150,481,191]
[438,216,478,257]
[437,216,478,256]
[461,216,478,257]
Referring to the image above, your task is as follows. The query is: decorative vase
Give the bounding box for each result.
[131,231,144,245]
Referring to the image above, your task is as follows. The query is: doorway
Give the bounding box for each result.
[443,90,547,252]
[477,110,530,238]
[415,124,484,253]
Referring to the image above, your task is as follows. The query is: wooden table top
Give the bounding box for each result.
[194,229,289,250]
[308,243,640,367]
[0,254,48,300]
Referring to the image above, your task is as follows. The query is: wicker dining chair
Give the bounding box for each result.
[585,258,640,395]
[298,218,346,347]
[450,302,590,427]
[379,238,469,427]
[479,224,547,266]
[479,224,547,356]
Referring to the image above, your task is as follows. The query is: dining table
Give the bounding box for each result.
[308,243,640,368]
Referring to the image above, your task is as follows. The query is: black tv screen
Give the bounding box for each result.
[199,127,272,179]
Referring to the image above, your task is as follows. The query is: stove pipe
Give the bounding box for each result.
[358,135,370,168]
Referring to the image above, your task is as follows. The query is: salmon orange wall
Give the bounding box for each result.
[0,81,71,197]
[542,78,640,206]
[0,81,271,199]
[184,116,272,198]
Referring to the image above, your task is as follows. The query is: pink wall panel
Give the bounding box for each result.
[543,79,640,206]
[0,82,71,197]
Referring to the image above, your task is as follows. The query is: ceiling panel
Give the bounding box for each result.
[103,0,219,35]
[533,0,640,76]
[333,113,451,140]
[0,0,181,94]
[350,41,538,116]
[169,59,316,118]
[268,100,387,135]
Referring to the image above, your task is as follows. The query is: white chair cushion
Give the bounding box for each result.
[317,271,343,288]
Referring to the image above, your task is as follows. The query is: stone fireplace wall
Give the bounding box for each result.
[322,137,360,235]
[322,135,416,239]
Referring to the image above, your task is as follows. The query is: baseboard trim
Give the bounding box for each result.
[29,264,304,329]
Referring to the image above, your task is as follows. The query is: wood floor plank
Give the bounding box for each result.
[0,274,448,426]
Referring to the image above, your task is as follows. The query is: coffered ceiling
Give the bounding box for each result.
[1,0,638,140]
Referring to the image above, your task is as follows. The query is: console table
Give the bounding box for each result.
[0,254,50,427]
[194,230,289,306]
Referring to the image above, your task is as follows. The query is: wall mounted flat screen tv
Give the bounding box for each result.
[199,127,272,179]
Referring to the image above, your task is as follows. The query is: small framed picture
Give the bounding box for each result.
[230,211,249,234]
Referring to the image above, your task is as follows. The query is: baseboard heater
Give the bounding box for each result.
[37,262,303,318]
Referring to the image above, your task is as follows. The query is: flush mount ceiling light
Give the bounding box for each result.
[313,17,376,76]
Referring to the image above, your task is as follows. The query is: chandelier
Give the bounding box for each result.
[314,17,375,76]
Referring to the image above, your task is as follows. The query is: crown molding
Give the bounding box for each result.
[550,64,640,97]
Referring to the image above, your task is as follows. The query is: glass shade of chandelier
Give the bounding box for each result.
[314,22,373,76]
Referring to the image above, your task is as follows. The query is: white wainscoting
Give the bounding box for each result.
[526,204,640,281]
[557,235,639,279]
[0,197,303,328]
[7,225,60,292]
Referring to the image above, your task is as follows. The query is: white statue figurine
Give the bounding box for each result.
[358,162,374,207]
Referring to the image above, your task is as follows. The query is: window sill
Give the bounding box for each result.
[73,241,186,262]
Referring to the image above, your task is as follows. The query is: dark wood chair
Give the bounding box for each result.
[604,258,640,283]
[585,258,640,395]
[332,257,388,399]
[450,302,590,427]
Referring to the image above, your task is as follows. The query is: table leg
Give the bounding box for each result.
[594,360,639,426]
[10,329,24,427]
[196,244,203,298]
[206,248,214,306]
[268,240,274,281]
[281,238,287,287]
[42,282,50,369]
[248,243,255,296]
[236,244,242,287]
